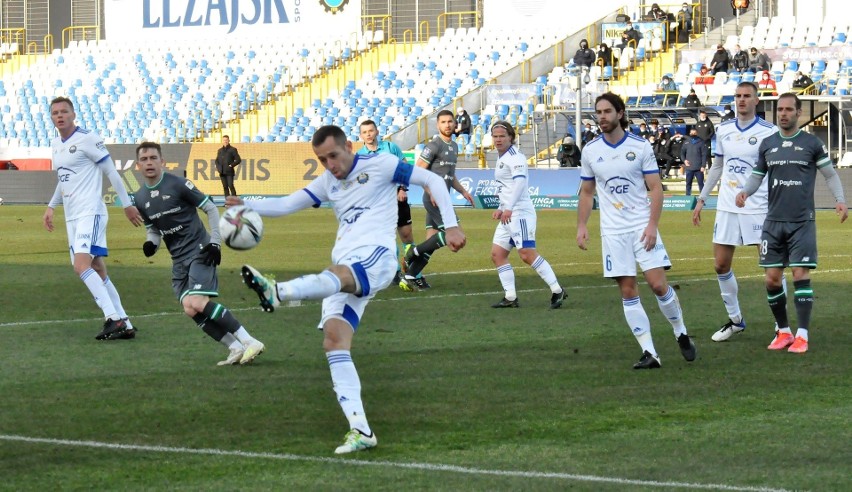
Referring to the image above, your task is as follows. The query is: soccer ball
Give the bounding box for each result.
[219,205,263,250]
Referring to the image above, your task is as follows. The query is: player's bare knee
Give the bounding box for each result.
[181,295,206,317]
[517,249,537,265]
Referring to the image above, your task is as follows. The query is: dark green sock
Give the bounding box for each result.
[202,302,243,334]
[793,279,813,330]
[767,287,789,329]
[192,313,227,341]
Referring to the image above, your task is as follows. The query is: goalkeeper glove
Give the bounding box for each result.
[200,242,221,266]
[142,241,158,257]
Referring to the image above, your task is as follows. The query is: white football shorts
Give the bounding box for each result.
[320,245,396,332]
[65,213,109,263]
[713,210,765,246]
[492,210,537,251]
[601,229,672,278]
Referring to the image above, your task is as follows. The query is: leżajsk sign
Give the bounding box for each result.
[105,0,361,39]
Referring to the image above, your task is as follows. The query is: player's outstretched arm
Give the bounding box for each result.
[237,190,320,217]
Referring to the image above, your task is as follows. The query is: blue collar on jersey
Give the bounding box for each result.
[61,126,81,143]
[735,116,760,132]
[601,131,629,149]
[347,154,362,179]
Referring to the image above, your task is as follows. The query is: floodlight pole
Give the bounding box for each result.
[575,68,591,147]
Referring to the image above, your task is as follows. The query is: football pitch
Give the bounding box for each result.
[1,205,850,491]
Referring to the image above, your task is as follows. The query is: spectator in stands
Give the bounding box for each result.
[675,3,692,43]
[648,3,668,21]
[683,88,702,108]
[581,123,597,146]
[618,22,643,50]
[658,75,678,91]
[709,44,730,74]
[747,47,771,72]
[648,134,668,175]
[792,71,814,90]
[637,122,652,139]
[695,66,715,84]
[732,45,749,72]
[596,43,614,68]
[454,107,471,137]
[664,131,686,178]
[758,71,778,96]
[215,135,241,197]
[573,39,596,68]
[720,104,735,121]
[681,128,707,195]
[694,110,715,165]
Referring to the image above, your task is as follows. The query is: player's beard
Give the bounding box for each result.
[599,118,619,135]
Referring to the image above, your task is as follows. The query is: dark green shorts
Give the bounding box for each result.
[759,220,817,269]
[173,255,219,302]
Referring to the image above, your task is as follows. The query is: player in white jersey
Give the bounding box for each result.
[488,121,566,309]
[42,96,144,341]
[692,82,783,342]
[227,126,466,454]
[577,93,696,369]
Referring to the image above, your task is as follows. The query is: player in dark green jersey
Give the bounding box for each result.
[134,142,265,366]
[736,93,848,354]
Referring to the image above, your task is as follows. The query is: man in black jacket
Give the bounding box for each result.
[573,39,596,68]
[663,131,685,178]
[680,128,707,195]
[709,44,730,74]
[792,71,814,90]
[693,110,715,165]
[215,135,242,197]
[732,44,749,72]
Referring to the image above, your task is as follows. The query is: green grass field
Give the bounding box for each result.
[1,205,850,491]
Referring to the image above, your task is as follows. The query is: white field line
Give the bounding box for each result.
[0,434,791,492]
[3,267,851,328]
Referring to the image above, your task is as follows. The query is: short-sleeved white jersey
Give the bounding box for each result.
[580,132,659,235]
[51,127,111,220]
[494,146,534,215]
[303,152,413,263]
[713,117,777,214]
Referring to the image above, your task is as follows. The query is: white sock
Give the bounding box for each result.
[233,327,256,345]
[103,276,131,327]
[531,256,560,292]
[778,327,793,335]
[81,268,117,320]
[278,270,341,301]
[221,333,241,349]
[717,270,742,323]
[795,328,808,341]
[656,286,687,337]
[496,263,516,300]
[623,297,656,355]
[327,350,371,435]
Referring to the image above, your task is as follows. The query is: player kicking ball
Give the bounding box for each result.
[577,93,696,369]
[229,125,466,454]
